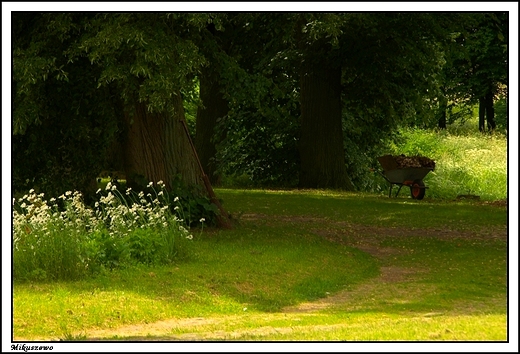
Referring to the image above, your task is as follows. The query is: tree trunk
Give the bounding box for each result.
[298,58,354,190]
[479,96,486,132]
[478,90,496,132]
[122,93,204,192]
[195,67,228,186]
[438,93,447,129]
[485,90,496,131]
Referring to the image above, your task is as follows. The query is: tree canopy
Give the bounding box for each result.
[10,10,510,203]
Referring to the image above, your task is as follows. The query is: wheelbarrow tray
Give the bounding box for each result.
[377,155,434,183]
[383,167,433,184]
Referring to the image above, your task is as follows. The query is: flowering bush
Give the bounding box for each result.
[12,182,196,281]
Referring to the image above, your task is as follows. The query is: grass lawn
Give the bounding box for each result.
[11,188,510,346]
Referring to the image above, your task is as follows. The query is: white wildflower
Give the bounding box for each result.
[148,181,153,187]
[186,234,193,240]
[174,197,179,202]
[199,218,205,223]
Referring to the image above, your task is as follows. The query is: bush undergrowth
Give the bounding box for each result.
[12,181,198,282]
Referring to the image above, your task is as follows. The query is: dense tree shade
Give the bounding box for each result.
[442,13,508,131]
[12,12,509,202]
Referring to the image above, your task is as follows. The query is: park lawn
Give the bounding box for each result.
[12,189,508,342]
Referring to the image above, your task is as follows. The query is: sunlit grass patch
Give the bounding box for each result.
[391,127,507,200]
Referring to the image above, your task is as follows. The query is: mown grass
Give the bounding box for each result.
[12,188,508,343]
[219,188,506,229]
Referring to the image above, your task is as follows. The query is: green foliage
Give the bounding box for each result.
[12,183,195,282]
[11,13,508,202]
[169,176,220,227]
[181,79,200,136]
[12,13,121,199]
[12,13,208,201]
[493,96,508,131]
[74,13,206,113]
[440,13,507,105]
[213,15,302,187]
[97,176,220,228]
[215,13,456,188]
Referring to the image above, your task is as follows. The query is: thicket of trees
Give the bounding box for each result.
[12,12,508,213]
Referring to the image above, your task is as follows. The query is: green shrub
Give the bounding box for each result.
[98,176,220,228]
[12,182,196,282]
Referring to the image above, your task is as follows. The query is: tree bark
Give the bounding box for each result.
[478,96,486,132]
[485,90,496,131]
[438,93,447,129]
[478,90,496,132]
[122,93,204,192]
[195,66,228,185]
[298,57,354,190]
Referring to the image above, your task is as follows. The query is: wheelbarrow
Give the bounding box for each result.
[377,155,434,200]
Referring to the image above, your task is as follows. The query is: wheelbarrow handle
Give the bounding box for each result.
[370,168,391,183]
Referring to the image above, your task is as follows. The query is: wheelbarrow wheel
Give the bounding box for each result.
[410,179,426,200]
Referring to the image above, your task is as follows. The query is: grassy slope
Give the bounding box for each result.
[13,189,508,342]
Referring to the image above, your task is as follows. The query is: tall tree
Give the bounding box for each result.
[298,38,354,189]
[12,13,233,227]
[12,13,118,198]
[294,13,450,189]
[195,13,455,189]
[198,14,302,187]
[440,13,508,131]
[194,18,231,185]
[74,13,211,191]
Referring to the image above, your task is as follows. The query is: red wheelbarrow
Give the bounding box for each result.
[377,155,435,200]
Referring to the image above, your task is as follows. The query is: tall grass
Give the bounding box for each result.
[382,123,507,201]
[12,182,196,282]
